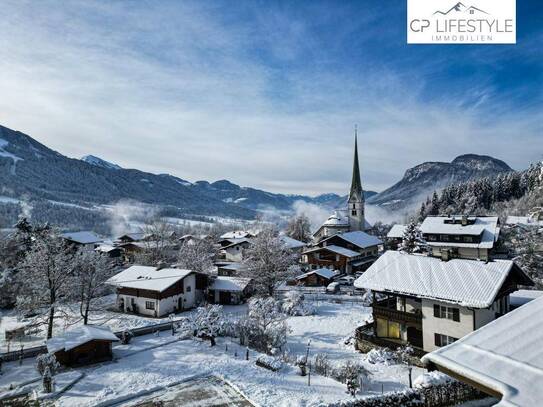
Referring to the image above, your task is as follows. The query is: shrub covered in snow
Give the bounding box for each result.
[332,360,368,387]
[413,371,454,389]
[255,354,283,372]
[364,348,397,365]
[325,389,423,407]
[36,353,60,376]
[234,297,290,354]
[185,304,225,345]
[280,291,315,316]
[313,353,331,377]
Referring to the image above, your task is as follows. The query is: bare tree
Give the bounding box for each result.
[177,238,216,274]
[285,214,312,243]
[72,250,115,324]
[241,227,299,296]
[16,230,74,339]
[133,221,177,266]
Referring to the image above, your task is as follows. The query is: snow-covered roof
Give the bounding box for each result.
[47,325,119,353]
[220,231,253,239]
[510,289,543,308]
[505,215,543,227]
[314,210,372,236]
[304,244,360,258]
[1,317,28,332]
[106,266,193,292]
[322,231,382,249]
[354,251,528,308]
[323,211,350,227]
[209,276,251,292]
[61,231,103,245]
[387,224,406,239]
[296,268,336,280]
[420,216,499,249]
[117,232,147,241]
[223,238,252,250]
[95,244,120,253]
[280,235,306,249]
[218,262,244,271]
[422,295,543,407]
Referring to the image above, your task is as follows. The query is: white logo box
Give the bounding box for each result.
[407,0,516,44]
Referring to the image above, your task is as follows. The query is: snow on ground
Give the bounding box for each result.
[3,299,427,406]
[286,300,426,393]
[0,295,248,353]
[286,301,371,361]
[56,337,349,407]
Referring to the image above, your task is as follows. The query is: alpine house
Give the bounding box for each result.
[354,250,533,353]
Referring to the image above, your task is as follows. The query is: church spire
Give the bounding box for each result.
[349,125,363,202]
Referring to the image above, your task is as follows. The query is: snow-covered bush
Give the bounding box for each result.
[119,330,133,345]
[255,354,283,372]
[185,304,225,346]
[296,354,308,376]
[395,344,415,365]
[234,297,289,354]
[36,353,60,376]
[364,348,397,365]
[413,371,454,389]
[313,353,331,376]
[280,291,315,316]
[332,360,368,386]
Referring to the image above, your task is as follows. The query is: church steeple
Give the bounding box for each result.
[349,125,364,203]
[348,125,366,231]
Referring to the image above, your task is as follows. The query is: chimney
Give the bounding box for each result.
[156,261,166,271]
[461,215,468,226]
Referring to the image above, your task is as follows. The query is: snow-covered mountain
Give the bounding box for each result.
[367,154,512,210]
[81,155,122,170]
[0,124,375,224]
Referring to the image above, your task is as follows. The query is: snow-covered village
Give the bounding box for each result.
[0,1,542,407]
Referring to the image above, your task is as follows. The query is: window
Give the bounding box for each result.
[433,304,460,322]
[145,301,155,310]
[434,333,458,347]
[352,210,357,216]
[186,285,192,292]
[376,318,401,339]
[428,235,437,241]
[464,236,474,243]
[441,235,450,242]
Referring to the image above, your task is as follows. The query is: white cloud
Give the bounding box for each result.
[0,1,540,197]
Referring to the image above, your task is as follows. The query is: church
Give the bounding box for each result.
[302,132,383,275]
[312,133,372,242]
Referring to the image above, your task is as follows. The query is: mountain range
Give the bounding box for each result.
[0,124,513,224]
[0,125,372,221]
[367,154,512,210]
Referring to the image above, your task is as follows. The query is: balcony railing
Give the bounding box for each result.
[373,298,422,324]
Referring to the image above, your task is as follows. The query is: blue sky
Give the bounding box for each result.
[0,0,541,195]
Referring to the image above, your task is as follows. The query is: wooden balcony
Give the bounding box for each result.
[373,299,422,325]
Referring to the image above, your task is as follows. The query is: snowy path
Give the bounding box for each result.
[56,337,350,407]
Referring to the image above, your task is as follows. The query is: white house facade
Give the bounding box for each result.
[106,266,207,317]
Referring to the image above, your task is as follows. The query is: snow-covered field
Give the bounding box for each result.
[2,300,428,406]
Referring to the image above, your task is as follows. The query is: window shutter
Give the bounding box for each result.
[434,333,441,347]
[434,304,440,318]
[453,308,460,322]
